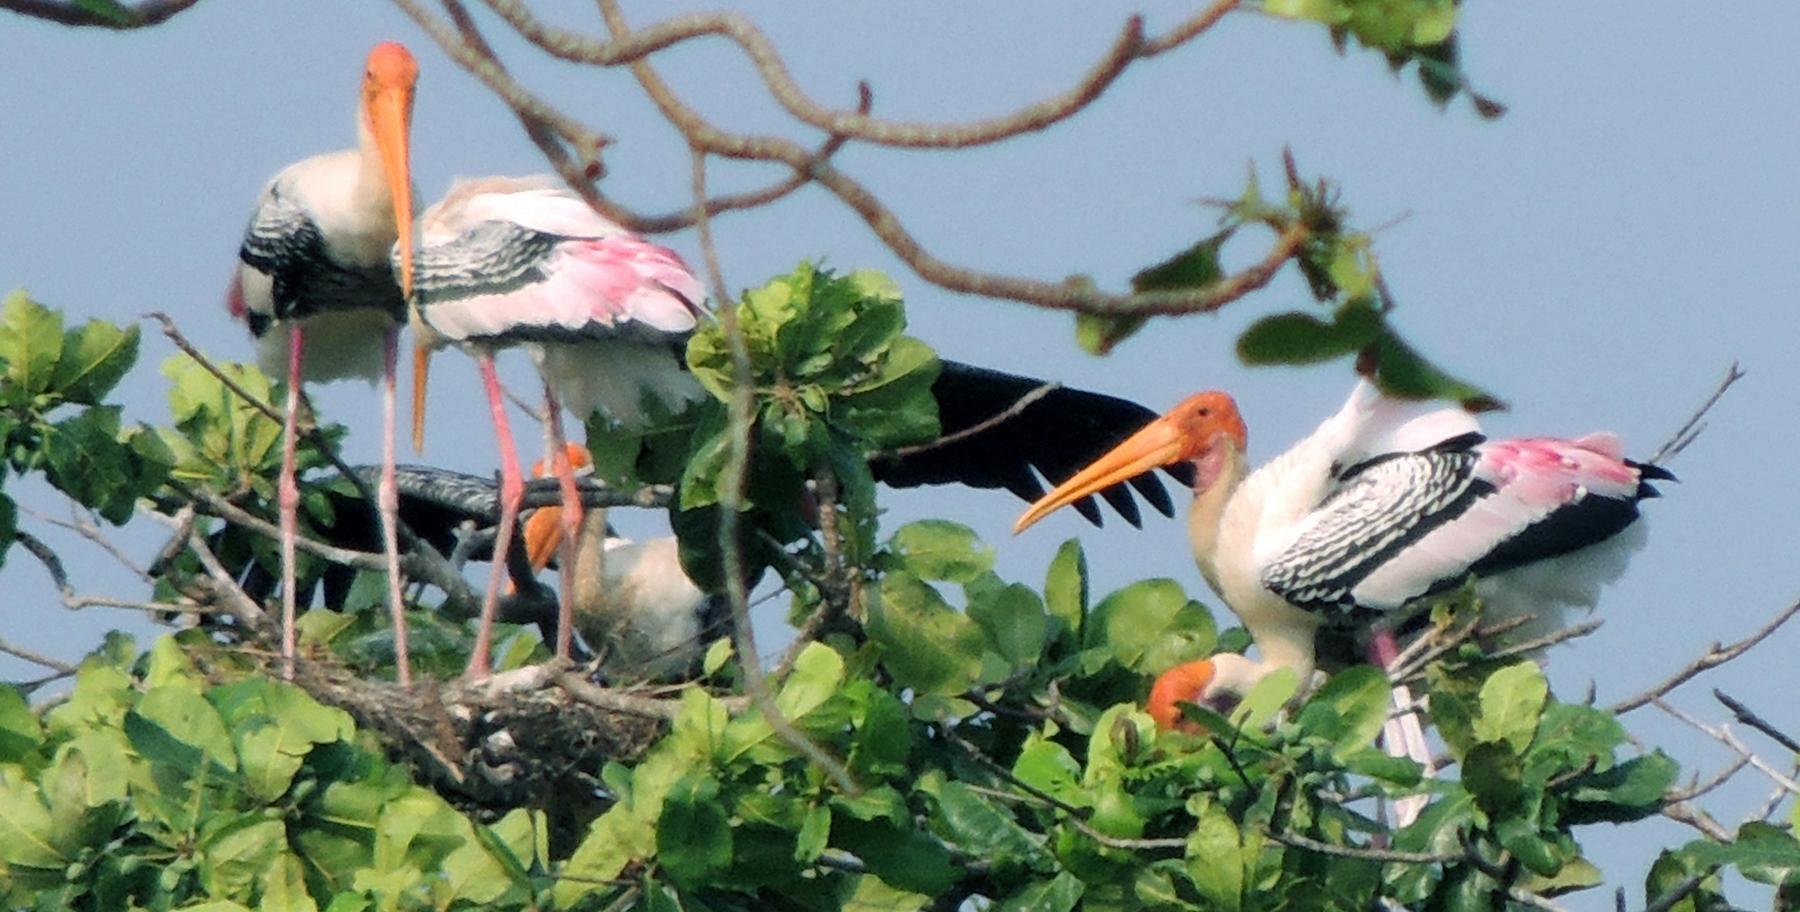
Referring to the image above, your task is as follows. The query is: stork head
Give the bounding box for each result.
[522,444,595,573]
[1013,391,1246,533]
[1146,653,1265,733]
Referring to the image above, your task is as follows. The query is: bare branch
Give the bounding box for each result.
[487,1,1242,149]
[681,142,860,794]
[1265,829,1459,866]
[1660,800,1732,842]
[1649,361,1744,465]
[1713,689,1800,755]
[1609,597,1800,714]
[1654,698,1800,798]
[0,0,199,29]
[0,634,75,675]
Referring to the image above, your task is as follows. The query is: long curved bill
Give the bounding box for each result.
[361,43,420,453]
[1012,412,1190,534]
[363,43,424,453]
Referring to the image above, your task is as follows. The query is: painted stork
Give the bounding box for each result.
[406,174,706,678]
[1014,380,1670,737]
[228,42,418,682]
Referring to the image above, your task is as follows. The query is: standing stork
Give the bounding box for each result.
[408,174,706,679]
[1013,380,1670,806]
[229,42,418,682]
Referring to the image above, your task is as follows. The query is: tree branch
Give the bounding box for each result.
[1608,597,1800,714]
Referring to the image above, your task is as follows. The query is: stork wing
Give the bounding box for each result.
[1261,435,1667,619]
[239,183,401,324]
[870,360,1193,527]
[412,220,704,346]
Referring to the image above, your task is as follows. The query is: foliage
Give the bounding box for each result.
[0,635,556,911]
[0,2,1785,910]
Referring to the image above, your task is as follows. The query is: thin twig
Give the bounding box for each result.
[0,636,76,675]
[685,142,859,793]
[1641,874,1709,912]
[1649,362,1744,465]
[1609,597,1800,714]
[1265,829,1459,866]
[1713,689,1800,755]
[882,381,1058,459]
[1653,698,1800,797]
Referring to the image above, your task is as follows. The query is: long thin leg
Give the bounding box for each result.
[542,385,583,661]
[1370,629,1433,829]
[465,352,525,680]
[379,327,411,685]
[278,324,303,680]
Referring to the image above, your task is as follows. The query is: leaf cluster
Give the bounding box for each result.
[0,635,556,911]
[0,291,163,560]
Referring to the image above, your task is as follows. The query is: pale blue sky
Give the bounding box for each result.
[4,2,1797,902]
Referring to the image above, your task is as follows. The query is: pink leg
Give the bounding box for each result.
[542,386,582,661]
[1366,629,1402,669]
[379,327,411,685]
[465,352,525,680]
[279,324,303,680]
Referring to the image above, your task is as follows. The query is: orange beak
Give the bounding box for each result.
[1147,659,1217,733]
[518,444,595,582]
[362,42,416,299]
[412,344,431,453]
[1012,411,1194,534]
[360,42,421,453]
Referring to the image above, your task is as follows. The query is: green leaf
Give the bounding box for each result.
[1074,311,1148,357]
[256,851,317,912]
[1365,330,1503,412]
[1685,822,1800,887]
[969,582,1049,670]
[995,871,1084,912]
[53,320,139,405]
[1042,539,1087,649]
[0,291,65,402]
[1645,848,1727,912]
[1089,579,1215,674]
[888,520,994,584]
[1462,741,1527,817]
[866,571,984,695]
[226,683,354,802]
[1473,661,1547,754]
[43,405,140,524]
[1185,799,1245,912]
[0,684,41,762]
[73,0,137,25]
[931,781,1049,869]
[198,815,285,899]
[1296,665,1390,754]
[0,767,66,878]
[136,683,238,773]
[1235,300,1380,366]
[831,817,959,896]
[1565,751,1680,824]
[0,492,15,569]
[657,775,733,887]
[1133,230,1230,292]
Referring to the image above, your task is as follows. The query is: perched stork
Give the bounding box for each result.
[1015,380,1670,728]
[228,42,418,682]
[408,174,705,678]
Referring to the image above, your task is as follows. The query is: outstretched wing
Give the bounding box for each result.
[871,360,1193,527]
